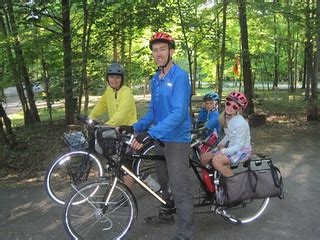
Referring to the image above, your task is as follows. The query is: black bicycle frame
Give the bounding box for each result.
[116,142,216,208]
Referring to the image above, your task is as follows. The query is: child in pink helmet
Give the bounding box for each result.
[200,91,252,177]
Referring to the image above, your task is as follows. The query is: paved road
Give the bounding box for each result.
[1,126,320,240]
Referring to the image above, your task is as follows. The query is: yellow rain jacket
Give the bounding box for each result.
[89,86,137,126]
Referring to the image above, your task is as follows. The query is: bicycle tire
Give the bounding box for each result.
[189,163,214,207]
[63,179,137,239]
[220,197,270,224]
[45,151,104,205]
[134,144,159,189]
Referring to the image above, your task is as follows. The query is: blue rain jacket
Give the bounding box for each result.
[197,108,221,136]
[134,64,191,142]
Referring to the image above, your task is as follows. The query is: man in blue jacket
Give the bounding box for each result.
[130,32,195,239]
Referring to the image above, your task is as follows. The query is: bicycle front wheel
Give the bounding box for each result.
[45,151,104,205]
[63,179,137,239]
[221,197,270,224]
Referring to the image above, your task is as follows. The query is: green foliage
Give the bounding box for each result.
[0,0,318,122]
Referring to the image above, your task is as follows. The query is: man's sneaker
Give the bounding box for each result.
[143,211,174,224]
[143,202,175,224]
[159,202,176,214]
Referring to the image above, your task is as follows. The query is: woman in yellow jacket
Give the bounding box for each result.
[89,63,137,189]
[90,63,137,125]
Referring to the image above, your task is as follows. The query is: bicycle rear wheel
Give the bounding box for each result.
[45,151,104,205]
[63,179,137,239]
[220,197,269,224]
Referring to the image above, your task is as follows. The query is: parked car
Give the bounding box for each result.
[33,82,44,93]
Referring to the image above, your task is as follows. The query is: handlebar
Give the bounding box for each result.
[125,134,134,145]
[190,127,207,147]
[191,127,210,138]
[76,115,99,126]
[75,117,210,150]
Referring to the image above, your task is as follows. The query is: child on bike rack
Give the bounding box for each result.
[200,91,252,177]
[196,92,221,153]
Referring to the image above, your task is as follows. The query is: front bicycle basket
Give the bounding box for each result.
[63,131,89,150]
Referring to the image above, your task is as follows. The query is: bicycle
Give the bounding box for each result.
[62,131,270,239]
[44,116,157,206]
[44,116,105,205]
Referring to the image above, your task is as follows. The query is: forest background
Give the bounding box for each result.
[0,0,319,186]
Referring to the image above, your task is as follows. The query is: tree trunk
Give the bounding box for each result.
[6,0,40,124]
[0,101,14,151]
[177,0,194,95]
[120,29,126,65]
[40,46,52,122]
[62,0,75,124]
[273,3,279,90]
[294,35,299,89]
[218,0,227,98]
[307,0,319,121]
[304,0,312,101]
[312,0,319,102]
[113,35,118,62]
[79,0,88,115]
[83,2,95,114]
[128,34,133,87]
[238,0,254,114]
[286,0,294,92]
[216,13,221,95]
[0,119,9,165]
[0,10,32,125]
[16,83,30,121]
[0,103,13,136]
[302,45,307,89]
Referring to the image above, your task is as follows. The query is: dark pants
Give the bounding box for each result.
[155,141,195,239]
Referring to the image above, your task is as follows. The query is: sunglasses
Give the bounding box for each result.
[225,101,240,110]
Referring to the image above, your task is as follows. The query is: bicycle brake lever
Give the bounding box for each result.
[125,134,134,145]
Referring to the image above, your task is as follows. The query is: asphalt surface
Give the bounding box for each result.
[1,127,320,240]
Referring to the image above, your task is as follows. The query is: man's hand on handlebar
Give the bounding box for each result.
[131,131,153,150]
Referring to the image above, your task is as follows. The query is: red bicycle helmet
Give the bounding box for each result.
[149,32,175,49]
[226,92,248,109]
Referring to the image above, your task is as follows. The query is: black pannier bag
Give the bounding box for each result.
[95,127,119,157]
[216,158,283,206]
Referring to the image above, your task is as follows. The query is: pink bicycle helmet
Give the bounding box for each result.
[226,92,248,109]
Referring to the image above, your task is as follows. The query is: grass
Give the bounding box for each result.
[10,108,66,128]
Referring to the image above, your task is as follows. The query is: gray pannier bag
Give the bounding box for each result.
[95,126,119,157]
[216,158,283,206]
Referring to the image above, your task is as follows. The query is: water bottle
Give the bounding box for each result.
[143,175,161,192]
[201,169,215,192]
